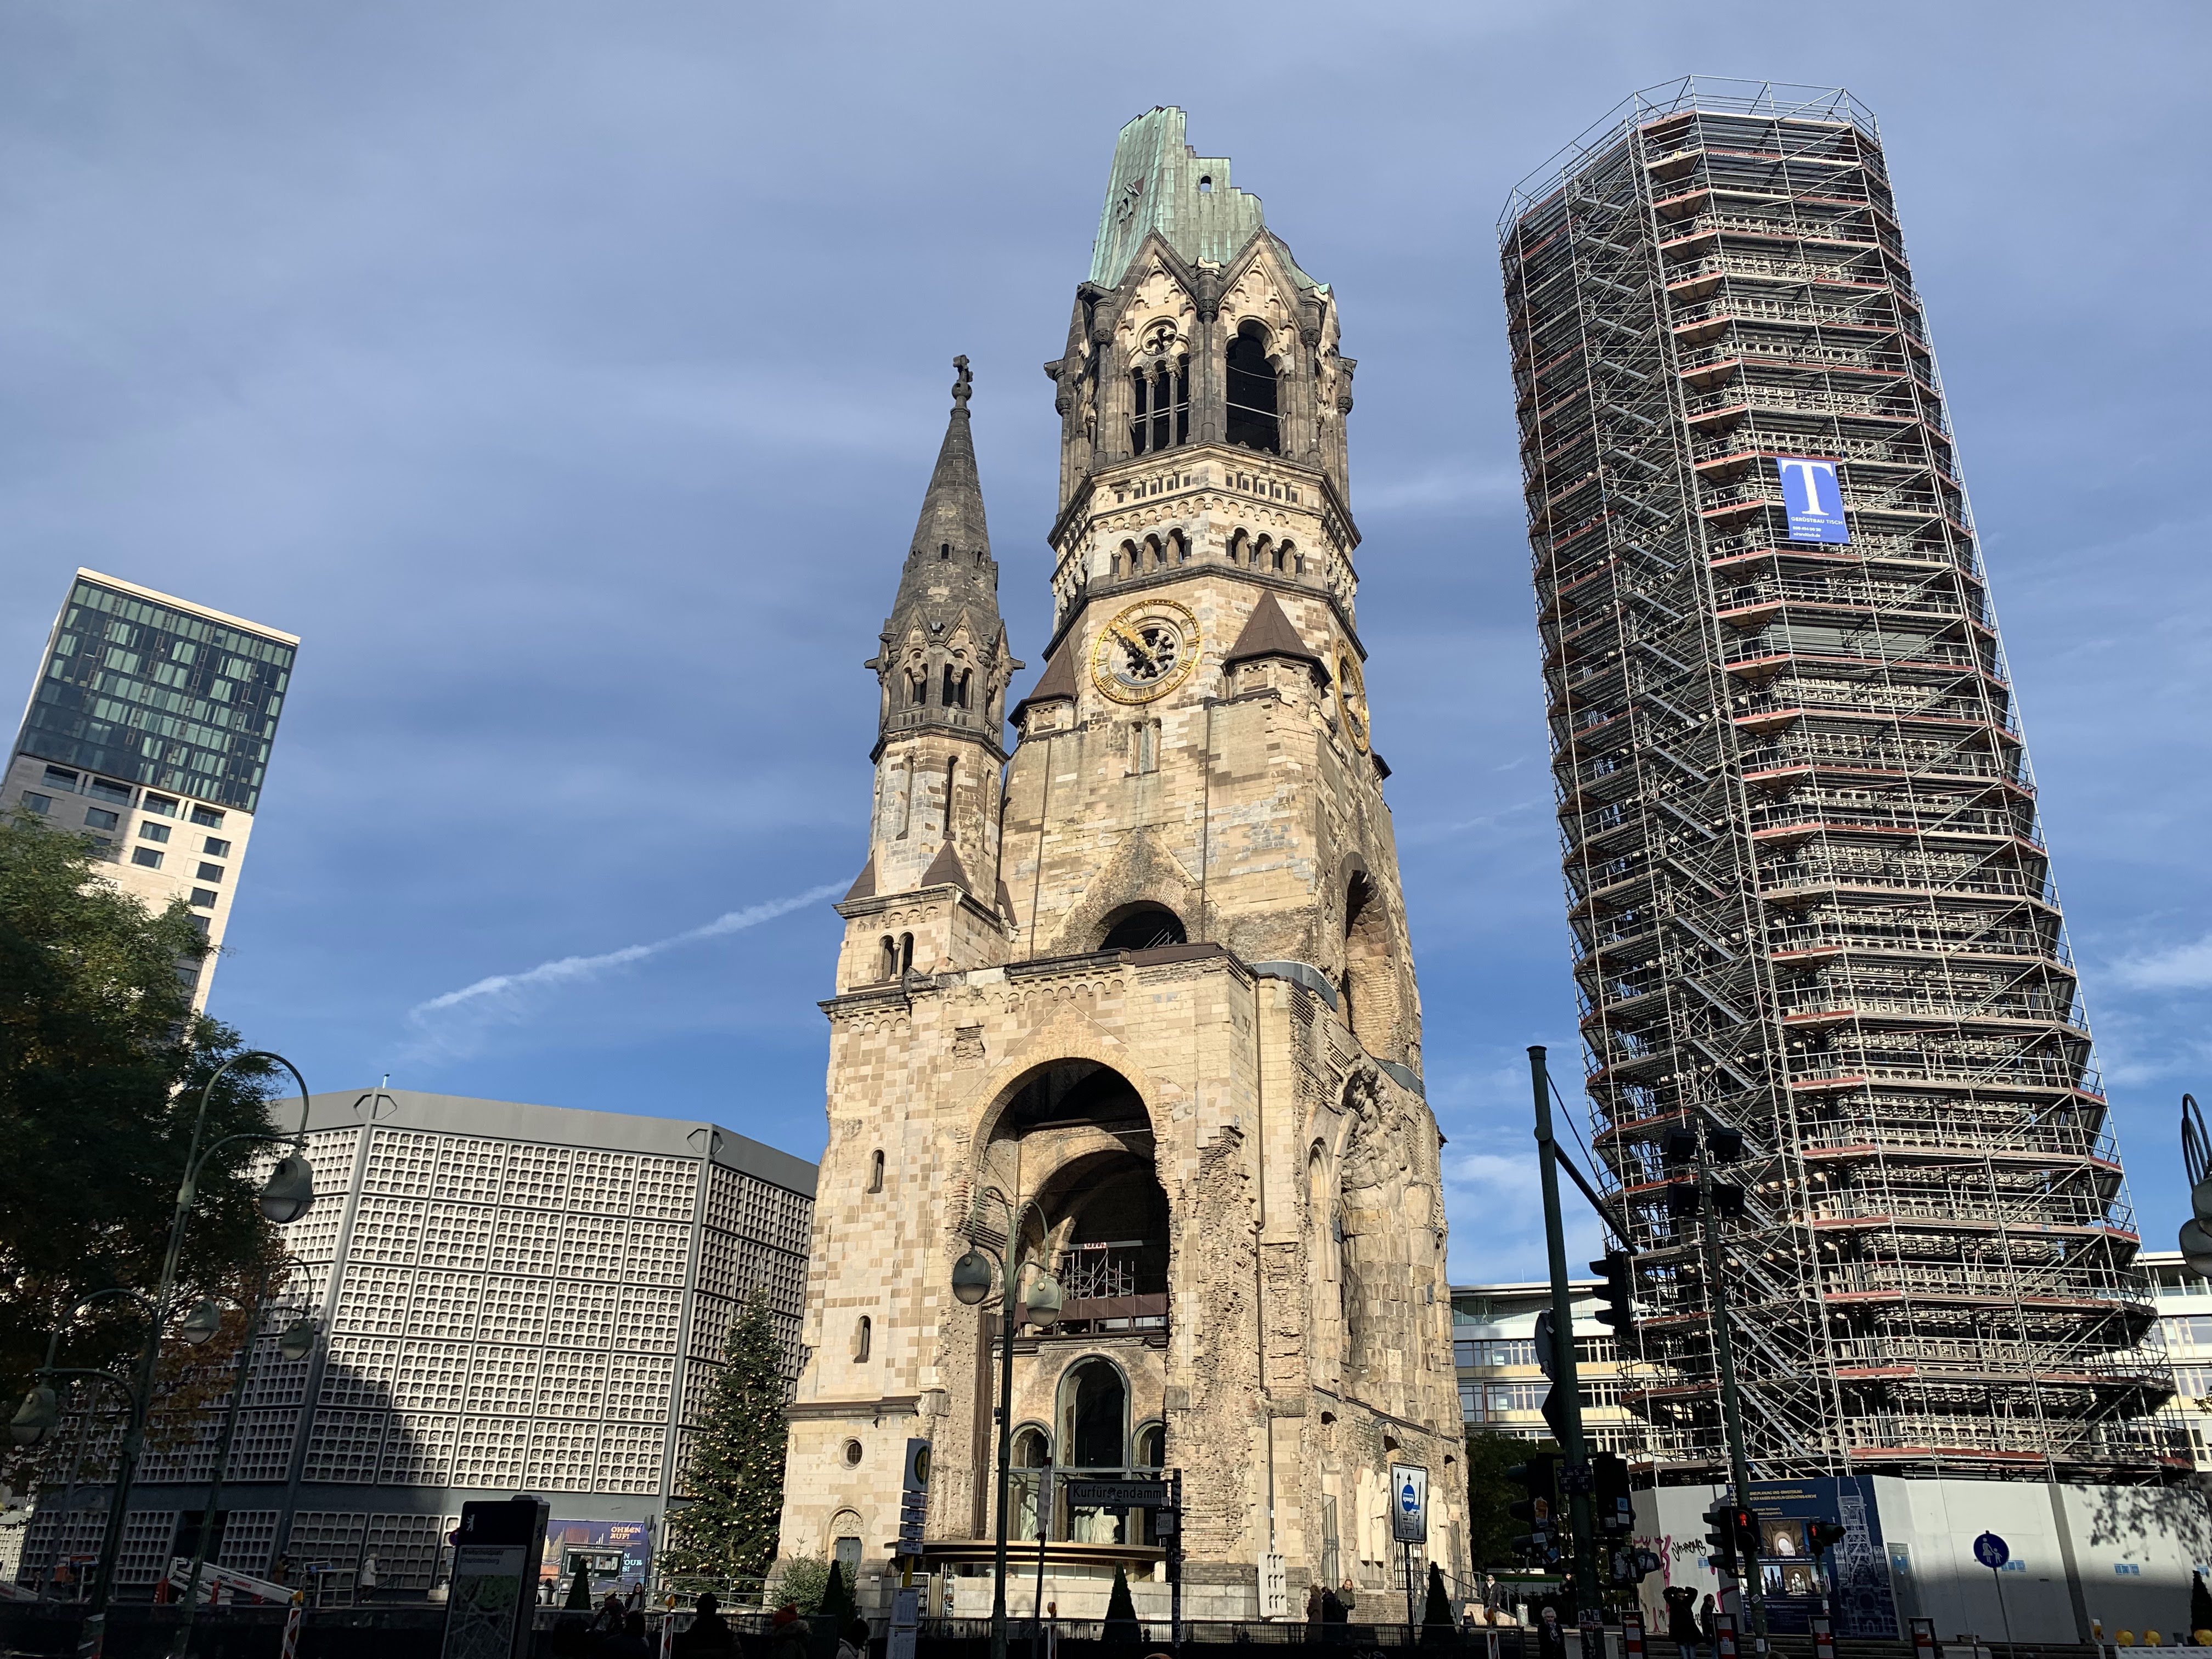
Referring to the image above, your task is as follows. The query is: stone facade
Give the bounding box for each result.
[778,108,1463,1622]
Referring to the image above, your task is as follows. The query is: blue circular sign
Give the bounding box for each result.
[1400,1479,1419,1514]
[1973,1532,2010,1570]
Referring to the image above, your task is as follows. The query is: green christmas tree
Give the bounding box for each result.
[820,1560,856,1624]
[1102,1564,1139,1644]
[664,1288,790,1595]
[566,1558,592,1609]
[1423,1562,1454,1639]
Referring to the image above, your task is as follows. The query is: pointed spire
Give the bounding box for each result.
[1009,643,1077,725]
[871,358,1017,756]
[1223,592,1322,670]
[921,838,972,896]
[842,856,877,904]
[905,356,992,573]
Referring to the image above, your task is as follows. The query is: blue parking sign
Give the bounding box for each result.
[1776,456,1850,544]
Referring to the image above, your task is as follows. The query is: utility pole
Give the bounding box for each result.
[1695,1120,1767,1651]
[1530,1047,1601,1627]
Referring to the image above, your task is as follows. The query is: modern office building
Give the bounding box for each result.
[1500,80,2171,1485]
[1452,1279,1643,1458]
[6,569,299,1010]
[15,1091,816,1601]
[2134,1252,2212,1468]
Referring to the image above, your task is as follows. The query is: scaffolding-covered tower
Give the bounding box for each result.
[1500,79,2176,1483]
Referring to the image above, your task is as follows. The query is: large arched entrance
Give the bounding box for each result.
[972,1058,1172,1547]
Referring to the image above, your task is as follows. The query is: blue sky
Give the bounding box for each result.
[3,2,2208,1283]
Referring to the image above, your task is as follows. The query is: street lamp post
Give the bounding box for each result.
[75,1051,317,1659]
[949,1195,1063,1659]
[173,1258,319,1652]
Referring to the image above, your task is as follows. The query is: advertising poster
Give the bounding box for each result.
[542,1519,654,1592]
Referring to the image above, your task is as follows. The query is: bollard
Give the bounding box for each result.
[281,1591,305,1659]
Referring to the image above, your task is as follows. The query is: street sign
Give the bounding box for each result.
[1973,1532,2009,1570]
[1390,1463,1429,1545]
[1065,1479,1170,1510]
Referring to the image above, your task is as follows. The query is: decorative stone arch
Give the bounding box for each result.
[1047,825,1205,958]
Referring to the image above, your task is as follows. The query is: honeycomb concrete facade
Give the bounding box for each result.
[778,109,1464,1623]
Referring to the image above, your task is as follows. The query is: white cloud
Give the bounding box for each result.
[2108,936,2212,991]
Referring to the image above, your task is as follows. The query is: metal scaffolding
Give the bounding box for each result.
[1499,78,2179,1484]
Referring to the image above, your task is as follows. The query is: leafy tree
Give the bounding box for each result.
[819,1560,855,1624]
[0,811,283,1443]
[567,1558,592,1609]
[665,1289,789,1594]
[1465,1431,1557,1567]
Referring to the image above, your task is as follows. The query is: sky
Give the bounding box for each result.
[2,1,2208,1284]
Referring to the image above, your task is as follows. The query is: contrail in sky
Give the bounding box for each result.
[408,881,844,1022]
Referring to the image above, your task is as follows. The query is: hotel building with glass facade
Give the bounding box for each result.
[6,568,298,1009]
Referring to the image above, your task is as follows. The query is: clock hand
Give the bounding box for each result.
[1112,625,1159,676]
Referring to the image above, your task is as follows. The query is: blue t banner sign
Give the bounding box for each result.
[1776,456,1851,544]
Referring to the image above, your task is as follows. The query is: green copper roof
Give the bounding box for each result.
[1087,107,1321,291]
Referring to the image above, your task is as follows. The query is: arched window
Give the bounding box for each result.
[1099,904,1187,951]
[1254,535,1273,570]
[868,1149,885,1193]
[880,936,897,980]
[1060,1358,1127,1470]
[1228,529,1251,566]
[899,933,914,974]
[1226,322,1279,454]
[908,670,927,707]
[1271,544,1287,572]
[1130,353,1190,455]
[1173,530,1190,565]
[853,1315,872,1362]
[1144,535,1163,570]
[939,541,952,561]
[1344,871,1398,1052]
[1133,1421,1165,1469]
[1283,539,1302,574]
[943,664,957,707]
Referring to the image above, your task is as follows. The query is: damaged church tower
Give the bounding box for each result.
[778,108,1463,1621]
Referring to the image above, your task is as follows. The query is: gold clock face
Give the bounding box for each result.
[1092,600,1200,704]
[1334,645,1370,751]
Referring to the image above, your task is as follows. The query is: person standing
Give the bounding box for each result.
[1664,1583,1701,1657]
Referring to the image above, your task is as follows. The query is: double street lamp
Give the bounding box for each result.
[949,1194,1064,1659]
[8,1051,319,1651]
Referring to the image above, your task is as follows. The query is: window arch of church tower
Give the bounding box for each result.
[1344,871,1399,1055]
[1228,528,1251,566]
[879,936,898,981]
[1281,539,1302,574]
[1172,529,1190,564]
[1253,534,1274,571]
[1225,320,1281,454]
[1097,902,1187,952]
[853,1314,872,1362]
[1143,534,1164,570]
[907,668,927,706]
[990,1058,1152,1140]
[898,933,915,974]
[1130,349,1189,456]
[867,1149,885,1193]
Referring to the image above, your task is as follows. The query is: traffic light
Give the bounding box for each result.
[1808,1520,1847,1555]
[1592,1452,1634,1536]
[1508,1453,1562,1566]
[1702,1501,1757,1572]
[1726,1504,1760,1562]
[1590,1251,1637,1338]
[1709,1182,1748,1220]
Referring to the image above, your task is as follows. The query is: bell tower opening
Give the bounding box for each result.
[1225,321,1279,454]
[1098,903,1187,952]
